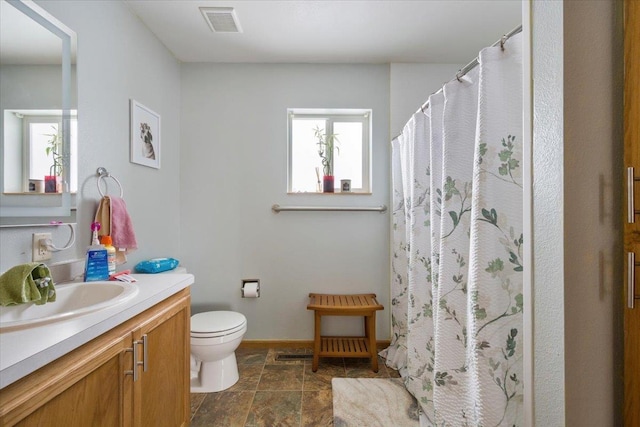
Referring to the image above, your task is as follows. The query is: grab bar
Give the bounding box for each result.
[272,204,387,213]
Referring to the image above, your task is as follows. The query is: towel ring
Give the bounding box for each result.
[96,167,124,198]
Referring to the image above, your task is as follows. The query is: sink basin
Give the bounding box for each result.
[0,281,138,332]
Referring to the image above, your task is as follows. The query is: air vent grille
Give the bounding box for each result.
[200,7,242,33]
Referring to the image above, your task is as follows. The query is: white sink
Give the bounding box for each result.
[0,281,138,332]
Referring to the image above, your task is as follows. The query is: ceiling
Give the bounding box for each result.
[123,0,522,64]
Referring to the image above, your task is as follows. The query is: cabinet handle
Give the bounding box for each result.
[125,344,139,382]
[627,167,640,223]
[627,252,640,309]
[130,335,148,379]
[140,334,148,372]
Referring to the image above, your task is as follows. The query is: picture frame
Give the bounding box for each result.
[130,99,161,169]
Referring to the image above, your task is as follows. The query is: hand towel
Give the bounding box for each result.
[0,263,56,306]
[110,197,137,251]
[95,196,112,235]
[95,196,137,264]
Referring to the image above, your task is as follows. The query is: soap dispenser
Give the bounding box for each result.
[84,222,109,281]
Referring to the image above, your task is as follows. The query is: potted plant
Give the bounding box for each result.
[44,126,64,193]
[314,126,339,193]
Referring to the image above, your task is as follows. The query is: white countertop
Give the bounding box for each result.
[0,273,193,389]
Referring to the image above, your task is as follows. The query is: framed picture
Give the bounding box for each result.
[130,99,161,169]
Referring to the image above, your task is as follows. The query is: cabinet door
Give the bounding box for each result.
[132,290,190,427]
[624,0,640,425]
[1,332,133,427]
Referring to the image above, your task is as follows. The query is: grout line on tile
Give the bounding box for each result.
[242,391,256,427]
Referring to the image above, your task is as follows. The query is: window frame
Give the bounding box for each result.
[287,108,372,194]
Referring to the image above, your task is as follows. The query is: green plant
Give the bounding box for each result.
[44,126,64,176]
[314,126,339,176]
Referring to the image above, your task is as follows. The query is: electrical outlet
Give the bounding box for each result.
[32,233,52,262]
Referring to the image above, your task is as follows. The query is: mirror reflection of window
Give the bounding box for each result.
[3,110,77,193]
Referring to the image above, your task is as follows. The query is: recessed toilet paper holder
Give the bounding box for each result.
[241,279,260,298]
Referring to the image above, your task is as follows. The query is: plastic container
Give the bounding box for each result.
[135,258,179,274]
[100,235,117,275]
[84,245,109,281]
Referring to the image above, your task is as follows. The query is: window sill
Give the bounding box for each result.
[287,191,372,195]
[3,192,78,196]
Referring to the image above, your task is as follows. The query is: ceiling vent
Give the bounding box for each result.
[200,7,242,33]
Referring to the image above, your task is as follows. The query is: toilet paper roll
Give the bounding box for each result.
[242,282,259,298]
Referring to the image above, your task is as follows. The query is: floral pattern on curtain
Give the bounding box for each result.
[381,33,523,426]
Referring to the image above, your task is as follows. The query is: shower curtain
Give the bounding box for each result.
[382,33,523,426]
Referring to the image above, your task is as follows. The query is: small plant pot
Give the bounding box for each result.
[44,175,60,193]
[323,175,335,193]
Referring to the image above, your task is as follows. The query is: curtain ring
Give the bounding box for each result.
[500,34,508,51]
[456,71,463,82]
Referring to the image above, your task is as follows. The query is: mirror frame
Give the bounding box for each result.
[0,0,75,219]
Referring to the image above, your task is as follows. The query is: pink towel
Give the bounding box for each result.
[110,197,137,250]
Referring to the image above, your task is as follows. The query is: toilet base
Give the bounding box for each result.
[190,352,239,393]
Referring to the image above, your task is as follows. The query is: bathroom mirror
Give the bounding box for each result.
[0,0,77,221]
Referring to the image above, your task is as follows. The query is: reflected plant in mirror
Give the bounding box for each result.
[45,126,63,177]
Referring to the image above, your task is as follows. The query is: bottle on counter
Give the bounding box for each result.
[100,235,117,276]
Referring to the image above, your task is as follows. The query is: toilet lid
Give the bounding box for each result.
[191,311,246,334]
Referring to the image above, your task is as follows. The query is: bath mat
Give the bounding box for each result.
[332,378,420,427]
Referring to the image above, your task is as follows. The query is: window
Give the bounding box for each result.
[288,109,371,193]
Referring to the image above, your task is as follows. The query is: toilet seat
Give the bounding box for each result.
[191,311,247,338]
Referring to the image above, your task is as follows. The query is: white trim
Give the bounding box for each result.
[521,1,534,426]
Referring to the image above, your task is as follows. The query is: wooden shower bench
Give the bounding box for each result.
[307,293,384,372]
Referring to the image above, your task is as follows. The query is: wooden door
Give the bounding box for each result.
[624,0,640,425]
[132,290,190,427]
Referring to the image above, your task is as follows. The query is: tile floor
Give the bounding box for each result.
[189,347,400,427]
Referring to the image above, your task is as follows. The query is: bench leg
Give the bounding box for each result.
[312,311,321,372]
[365,314,378,372]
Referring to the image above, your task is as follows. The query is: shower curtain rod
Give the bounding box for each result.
[413,24,523,116]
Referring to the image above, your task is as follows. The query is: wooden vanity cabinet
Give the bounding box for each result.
[0,288,190,427]
[133,291,190,427]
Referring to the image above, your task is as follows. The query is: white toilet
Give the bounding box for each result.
[190,311,247,393]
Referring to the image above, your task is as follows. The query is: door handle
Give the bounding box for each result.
[627,167,640,223]
[627,252,640,309]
